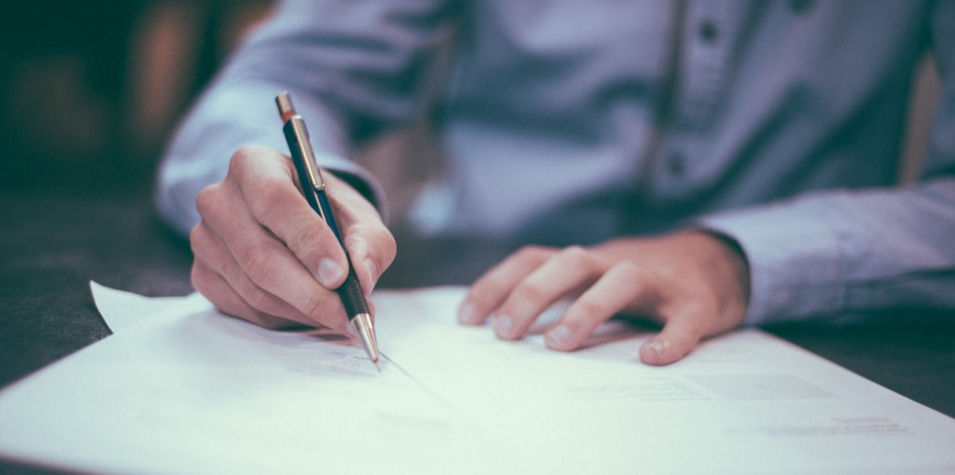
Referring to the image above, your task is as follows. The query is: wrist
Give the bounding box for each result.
[689,229,751,321]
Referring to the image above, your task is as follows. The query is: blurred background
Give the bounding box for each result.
[0,0,273,198]
[0,0,445,226]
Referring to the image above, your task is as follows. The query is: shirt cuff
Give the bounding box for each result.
[154,83,388,236]
[695,200,846,325]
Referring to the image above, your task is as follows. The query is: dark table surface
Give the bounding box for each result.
[1,190,954,474]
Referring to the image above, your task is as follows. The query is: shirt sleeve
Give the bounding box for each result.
[154,0,457,236]
[697,2,955,325]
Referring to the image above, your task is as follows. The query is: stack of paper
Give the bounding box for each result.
[0,283,952,474]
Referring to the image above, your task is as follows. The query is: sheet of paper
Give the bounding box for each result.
[1,286,953,475]
[375,289,955,474]
[0,289,523,475]
[90,280,195,332]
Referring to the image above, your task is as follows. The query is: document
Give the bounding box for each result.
[0,286,953,475]
[89,280,199,332]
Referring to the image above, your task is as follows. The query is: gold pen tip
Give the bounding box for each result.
[351,313,380,367]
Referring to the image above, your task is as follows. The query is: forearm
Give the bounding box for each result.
[154,0,454,235]
[154,81,376,236]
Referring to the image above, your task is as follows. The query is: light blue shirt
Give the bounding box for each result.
[156,0,955,325]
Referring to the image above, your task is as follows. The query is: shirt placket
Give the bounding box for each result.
[659,0,741,187]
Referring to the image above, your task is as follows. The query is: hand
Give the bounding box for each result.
[189,145,396,332]
[457,230,750,365]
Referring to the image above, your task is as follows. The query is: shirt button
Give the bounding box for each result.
[789,0,814,15]
[698,20,718,43]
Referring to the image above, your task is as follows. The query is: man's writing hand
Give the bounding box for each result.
[190,145,396,331]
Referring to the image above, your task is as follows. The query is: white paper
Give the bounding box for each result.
[374,289,955,474]
[1,286,954,475]
[0,288,522,475]
[90,280,196,333]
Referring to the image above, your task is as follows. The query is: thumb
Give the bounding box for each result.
[638,309,709,366]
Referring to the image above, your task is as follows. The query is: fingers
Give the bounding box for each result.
[329,174,396,296]
[458,246,557,326]
[191,256,310,329]
[638,306,708,366]
[191,220,321,327]
[543,263,656,351]
[230,147,349,290]
[230,147,396,297]
[458,232,749,366]
[461,245,628,345]
[543,264,727,365]
[191,145,399,333]
[196,177,350,331]
[490,246,607,340]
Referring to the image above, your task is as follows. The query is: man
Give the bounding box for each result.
[156,1,955,365]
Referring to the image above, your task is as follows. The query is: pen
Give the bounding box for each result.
[275,92,380,368]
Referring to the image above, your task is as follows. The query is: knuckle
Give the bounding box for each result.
[285,222,321,257]
[572,295,607,320]
[464,279,495,305]
[244,286,282,316]
[557,245,591,267]
[188,226,204,254]
[228,145,261,174]
[188,224,217,263]
[194,185,220,217]
[255,180,289,211]
[301,294,327,320]
[380,238,398,267]
[189,262,207,293]
[615,261,647,284]
[372,226,397,257]
[229,146,291,205]
[343,226,368,253]
[513,279,548,304]
[363,226,398,263]
[239,244,281,286]
[514,245,550,265]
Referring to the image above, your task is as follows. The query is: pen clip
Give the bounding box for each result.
[276,91,326,192]
[288,117,326,191]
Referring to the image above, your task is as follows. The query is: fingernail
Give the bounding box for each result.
[457,302,477,324]
[547,324,572,346]
[493,314,513,337]
[317,258,345,287]
[646,340,667,357]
